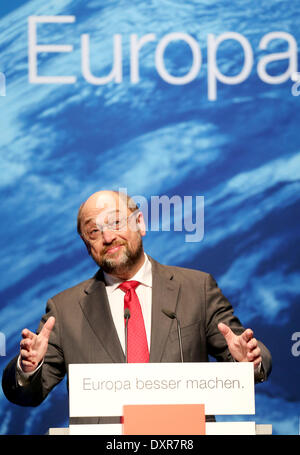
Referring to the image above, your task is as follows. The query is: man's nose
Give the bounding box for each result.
[102,228,117,244]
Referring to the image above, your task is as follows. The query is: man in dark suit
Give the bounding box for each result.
[2,190,272,413]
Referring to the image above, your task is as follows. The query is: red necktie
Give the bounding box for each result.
[119,280,149,363]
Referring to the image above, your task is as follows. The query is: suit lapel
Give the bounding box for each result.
[149,257,181,362]
[79,270,125,363]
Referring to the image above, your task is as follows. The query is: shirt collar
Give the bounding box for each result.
[103,253,152,292]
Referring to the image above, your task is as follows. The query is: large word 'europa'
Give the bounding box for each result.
[28,16,298,101]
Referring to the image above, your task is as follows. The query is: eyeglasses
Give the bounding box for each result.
[85,211,138,240]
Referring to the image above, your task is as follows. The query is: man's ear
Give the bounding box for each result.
[136,211,146,237]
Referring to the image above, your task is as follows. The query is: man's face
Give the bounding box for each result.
[80,192,146,277]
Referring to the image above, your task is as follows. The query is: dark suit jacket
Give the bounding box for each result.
[2,257,272,421]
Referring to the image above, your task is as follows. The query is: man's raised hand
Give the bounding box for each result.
[218,322,262,368]
[19,316,55,373]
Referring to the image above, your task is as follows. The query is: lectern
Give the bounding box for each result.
[50,362,272,435]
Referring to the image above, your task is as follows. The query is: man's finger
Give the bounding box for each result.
[20,338,32,351]
[247,338,258,350]
[241,328,253,343]
[40,316,55,340]
[21,358,38,369]
[20,349,31,360]
[20,359,35,368]
[21,329,35,340]
[247,346,261,359]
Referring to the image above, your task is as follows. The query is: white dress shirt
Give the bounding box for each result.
[103,253,152,353]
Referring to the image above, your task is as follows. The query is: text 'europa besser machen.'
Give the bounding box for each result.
[82,376,242,393]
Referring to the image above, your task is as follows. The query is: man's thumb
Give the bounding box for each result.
[218,322,234,342]
[40,316,55,340]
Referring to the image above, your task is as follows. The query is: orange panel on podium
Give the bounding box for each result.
[123,404,205,435]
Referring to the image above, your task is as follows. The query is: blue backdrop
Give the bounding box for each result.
[0,0,299,435]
